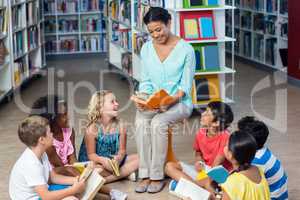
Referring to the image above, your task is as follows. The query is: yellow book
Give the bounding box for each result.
[184,19,199,39]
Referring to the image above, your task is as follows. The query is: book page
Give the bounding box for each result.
[174,178,210,200]
[80,169,105,200]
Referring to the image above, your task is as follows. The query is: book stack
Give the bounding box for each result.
[180,11,216,41]
[57,0,78,13]
[58,36,78,52]
[58,18,79,33]
[27,26,38,51]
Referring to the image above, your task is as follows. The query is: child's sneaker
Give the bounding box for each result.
[169,179,178,191]
[127,171,137,182]
[110,189,128,200]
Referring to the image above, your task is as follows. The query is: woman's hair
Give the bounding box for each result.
[30,95,66,127]
[229,131,257,172]
[87,90,119,128]
[143,7,171,25]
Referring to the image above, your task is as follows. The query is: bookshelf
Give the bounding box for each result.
[107,0,235,107]
[225,0,288,72]
[0,0,12,102]
[0,0,46,104]
[43,0,107,55]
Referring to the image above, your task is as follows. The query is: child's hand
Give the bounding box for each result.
[113,154,124,163]
[72,177,86,194]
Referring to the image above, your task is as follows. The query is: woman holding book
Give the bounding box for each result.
[133,7,196,193]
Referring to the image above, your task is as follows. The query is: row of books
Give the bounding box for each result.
[238,0,264,11]
[45,18,56,33]
[253,33,264,61]
[14,58,28,87]
[280,0,288,15]
[240,11,251,29]
[110,0,131,25]
[12,5,26,31]
[44,0,56,13]
[13,31,26,59]
[0,9,8,33]
[266,0,277,13]
[27,26,39,51]
[57,0,78,13]
[81,0,104,12]
[81,16,104,32]
[58,18,79,32]
[81,35,106,51]
[111,22,132,51]
[192,43,220,72]
[134,1,150,31]
[27,1,39,26]
[180,11,216,41]
[46,36,106,52]
[132,32,148,55]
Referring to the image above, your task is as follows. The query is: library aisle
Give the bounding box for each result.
[0,55,299,199]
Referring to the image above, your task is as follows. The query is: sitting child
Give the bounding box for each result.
[9,116,85,200]
[165,101,233,192]
[78,90,139,198]
[221,131,270,200]
[238,116,288,200]
[31,95,80,177]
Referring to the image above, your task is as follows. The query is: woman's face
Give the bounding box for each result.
[56,103,69,128]
[101,93,119,118]
[147,20,171,44]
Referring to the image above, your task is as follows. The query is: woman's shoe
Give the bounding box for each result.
[135,179,151,193]
[147,180,166,193]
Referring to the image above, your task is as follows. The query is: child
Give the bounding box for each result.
[31,95,80,177]
[221,131,270,200]
[165,101,233,192]
[78,90,139,195]
[9,116,85,200]
[238,116,288,200]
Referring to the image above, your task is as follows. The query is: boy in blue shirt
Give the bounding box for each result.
[238,116,288,200]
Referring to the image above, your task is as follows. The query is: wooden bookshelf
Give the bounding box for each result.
[43,0,107,55]
[225,0,288,72]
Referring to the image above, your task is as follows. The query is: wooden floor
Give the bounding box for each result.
[0,55,299,199]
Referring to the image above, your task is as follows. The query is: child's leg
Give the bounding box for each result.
[165,161,194,182]
[104,154,139,184]
[53,166,80,177]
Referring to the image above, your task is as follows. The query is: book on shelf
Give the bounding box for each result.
[57,0,78,13]
[13,31,26,59]
[180,11,216,41]
[266,0,277,13]
[81,35,101,51]
[58,18,79,33]
[45,37,57,52]
[27,1,39,26]
[192,43,220,71]
[240,10,251,30]
[265,16,276,35]
[12,4,25,31]
[253,33,264,61]
[280,19,288,38]
[58,36,79,52]
[265,38,277,65]
[81,16,101,32]
[44,0,56,14]
[182,0,219,8]
[45,18,57,33]
[0,40,9,65]
[14,58,29,87]
[135,2,150,31]
[280,0,288,15]
[192,74,221,104]
[121,52,132,76]
[240,0,264,11]
[169,178,210,200]
[241,30,251,57]
[81,0,101,12]
[110,0,131,25]
[133,32,149,55]
[0,8,8,33]
[131,89,175,110]
[27,26,39,51]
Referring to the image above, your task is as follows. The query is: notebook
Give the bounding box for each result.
[199,17,215,38]
[184,18,199,39]
[202,44,220,71]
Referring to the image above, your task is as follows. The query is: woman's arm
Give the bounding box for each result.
[68,128,77,164]
[46,146,65,167]
[85,124,106,165]
[115,123,126,161]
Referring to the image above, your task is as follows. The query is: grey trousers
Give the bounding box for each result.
[135,102,192,180]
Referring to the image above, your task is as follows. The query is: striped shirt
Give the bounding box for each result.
[252,147,288,200]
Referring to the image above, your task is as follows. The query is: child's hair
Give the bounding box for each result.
[238,116,269,149]
[18,116,49,147]
[207,101,234,131]
[143,7,171,25]
[87,90,119,128]
[30,95,67,127]
[229,131,257,172]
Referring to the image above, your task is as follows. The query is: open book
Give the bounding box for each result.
[169,178,210,200]
[131,89,174,110]
[196,163,229,184]
[108,158,120,177]
[79,165,106,200]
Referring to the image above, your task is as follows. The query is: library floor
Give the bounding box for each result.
[0,55,300,199]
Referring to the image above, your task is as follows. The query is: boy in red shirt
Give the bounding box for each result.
[165,101,233,192]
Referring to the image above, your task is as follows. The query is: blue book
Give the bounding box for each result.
[199,17,215,38]
[207,0,219,6]
[206,165,229,184]
[202,45,220,71]
[194,49,203,71]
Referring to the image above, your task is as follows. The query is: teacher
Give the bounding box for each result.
[134,7,196,193]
